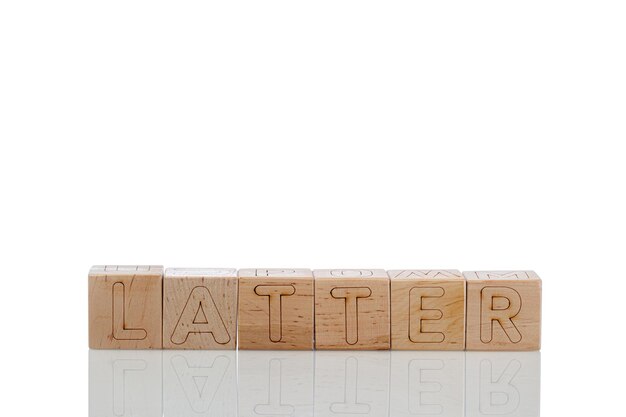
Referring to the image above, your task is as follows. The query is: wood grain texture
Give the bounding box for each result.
[238,268,314,350]
[465,271,541,351]
[314,269,390,350]
[163,268,238,350]
[389,269,465,350]
[88,265,163,349]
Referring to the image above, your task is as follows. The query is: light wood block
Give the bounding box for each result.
[314,269,390,350]
[389,269,465,350]
[238,268,314,350]
[163,268,238,350]
[89,265,163,349]
[465,271,542,351]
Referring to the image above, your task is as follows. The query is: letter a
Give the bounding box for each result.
[171,287,231,345]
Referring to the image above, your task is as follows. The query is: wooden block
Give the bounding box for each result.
[238,268,314,350]
[89,265,163,349]
[314,269,390,350]
[389,269,465,350]
[163,268,238,350]
[465,271,542,351]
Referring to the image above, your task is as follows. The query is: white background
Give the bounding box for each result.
[1,1,624,415]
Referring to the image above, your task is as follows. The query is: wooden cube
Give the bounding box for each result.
[389,269,465,350]
[314,269,390,350]
[89,265,163,349]
[238,268,314,350]
[163,268,238,350]
[465,271,541,351]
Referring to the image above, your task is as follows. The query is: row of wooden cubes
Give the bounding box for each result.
[89,266,541,351]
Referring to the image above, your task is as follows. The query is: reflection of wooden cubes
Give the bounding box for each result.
[466,351,540,417]
[465,271,541,351]
[315,351,390,416]
[163,268,238,350]
[389,270,465,350]
[390,351,464,416]
[89,265,163,349]
[238,351,314,417]
[238,269,314,350]
[163,350,237,417]
[89,350,162,417]
[314,269,390,350]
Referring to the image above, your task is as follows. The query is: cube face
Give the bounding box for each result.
[389,270,466,350]
[314,269,390,350]
[465,271,541,351]
[238,268,314,350]
[89,265,163,349]
[163,268,238,350]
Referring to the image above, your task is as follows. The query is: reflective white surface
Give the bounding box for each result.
[90,350,539,417]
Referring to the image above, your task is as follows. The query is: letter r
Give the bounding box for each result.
[480,287,522,343]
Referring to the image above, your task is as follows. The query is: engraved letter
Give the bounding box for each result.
[409,287,445,343]
[171,286,231,345]
[254,285,296,342]
[330,287,372,345]
[112,282,147,340]
[480,287,522,343]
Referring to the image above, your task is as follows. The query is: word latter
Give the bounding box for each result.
[88,266,542,351]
